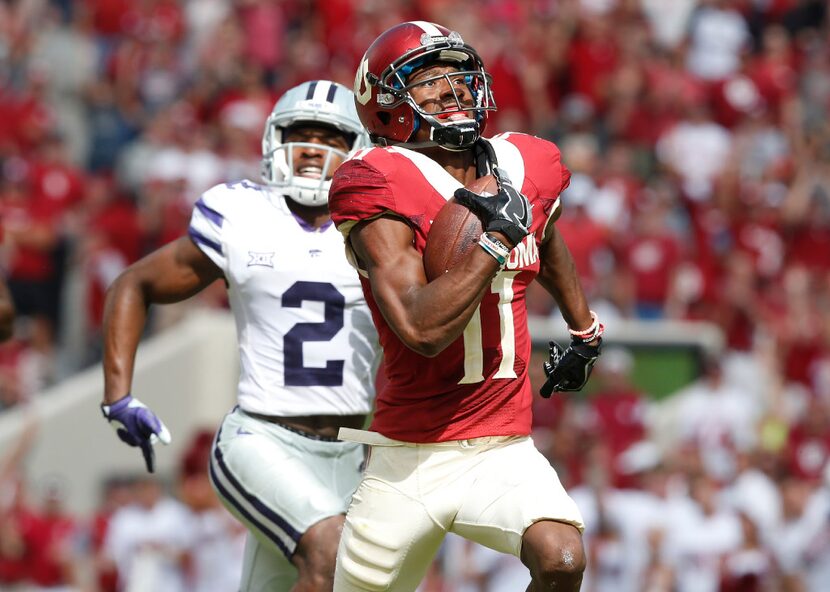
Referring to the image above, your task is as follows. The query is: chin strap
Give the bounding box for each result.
[374,116,481,152]
[428,118,479,150]
[477,137,514,189]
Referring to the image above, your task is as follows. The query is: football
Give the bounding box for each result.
[423,174,498,281]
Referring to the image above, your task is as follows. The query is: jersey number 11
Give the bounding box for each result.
[459,271,519,384]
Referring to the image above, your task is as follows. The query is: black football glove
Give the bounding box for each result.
[453,169,532,247]
[540,338,602,397]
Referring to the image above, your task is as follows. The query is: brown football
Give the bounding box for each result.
[423,174,497,281]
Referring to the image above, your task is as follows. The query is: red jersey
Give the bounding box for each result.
[330,133,570,442]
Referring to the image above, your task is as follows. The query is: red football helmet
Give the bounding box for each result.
[354,21,496,151]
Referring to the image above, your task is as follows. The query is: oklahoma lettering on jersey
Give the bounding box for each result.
[188,180,381,417]
[329,133,571,442]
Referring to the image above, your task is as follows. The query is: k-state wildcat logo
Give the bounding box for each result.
[247,251,275,268]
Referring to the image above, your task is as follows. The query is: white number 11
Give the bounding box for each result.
[458,271,519,384]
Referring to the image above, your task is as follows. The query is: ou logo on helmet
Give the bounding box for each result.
[354,58,372,106]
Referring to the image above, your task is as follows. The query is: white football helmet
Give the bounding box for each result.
[261,80,370,206]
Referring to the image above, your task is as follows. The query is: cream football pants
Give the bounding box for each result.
[333,430,584,592]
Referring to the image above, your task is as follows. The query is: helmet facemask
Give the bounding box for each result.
[402,65,492,151]
[262,127,351,207]
[261,81,370,207]
[373,33,496,151]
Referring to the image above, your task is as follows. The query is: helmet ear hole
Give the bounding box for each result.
[377,112,391,125]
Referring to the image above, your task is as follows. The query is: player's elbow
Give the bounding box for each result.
[105,267,147,309]
[105,269,130,300]
[384,308,455,357]
[398,329,450,358]
[410,341,443,358]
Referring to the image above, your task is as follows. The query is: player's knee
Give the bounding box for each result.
[523,521,586,585]
[300,571,333,592]
[540,537,585,581]
[293,516,344,590]
[297,556,338,591]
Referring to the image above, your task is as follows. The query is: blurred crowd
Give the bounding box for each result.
[1,0,830,590]
[0,419,247,592]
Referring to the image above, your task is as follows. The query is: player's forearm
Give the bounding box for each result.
[537,227,592,331]
[372,248,500,357]
[102,272,150,404]
[353,215,502,356]
[102,239,222,402]
[104,236,222,402]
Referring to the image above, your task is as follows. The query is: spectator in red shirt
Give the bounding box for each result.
[84,0,132,37]
[27,478,80,589]
[710,68,767,130]
[784,396,830,482]
[75,175,143,356]
[213,63,276,149]
[585,348,649,488]
[28,133,86,215]
[122,0,184,45]
[0,478,37,588]
[555,173,613,301]
[616,191,683,319]
[566,13,619,113]
[0,414,38,586]
[0,160,60,345]
[594,142,644,233]
[747,24,799,119]
[7,70,55,154]
[705,251,760,353]
[237,0,285,76]
[786,187,830,276]
[764,265,829,387]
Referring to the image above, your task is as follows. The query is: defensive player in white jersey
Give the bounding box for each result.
[100,80,381,591]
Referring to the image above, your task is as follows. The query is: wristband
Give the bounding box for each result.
[568,310,605,343]
[478,232,511,265]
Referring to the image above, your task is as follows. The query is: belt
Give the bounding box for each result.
[245,411,342,442]
[338,427,523,448]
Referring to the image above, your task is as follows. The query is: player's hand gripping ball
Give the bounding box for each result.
[454,170,532,247]
[423,175,495,281]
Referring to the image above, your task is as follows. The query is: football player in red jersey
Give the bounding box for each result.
[329,21,603,592]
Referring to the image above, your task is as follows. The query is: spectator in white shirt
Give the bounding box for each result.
[686,0,750,81]
[103,477,193,592]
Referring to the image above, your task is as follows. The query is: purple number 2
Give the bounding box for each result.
[282,281,345,386]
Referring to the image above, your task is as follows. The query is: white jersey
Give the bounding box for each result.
[188,179,380,416]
